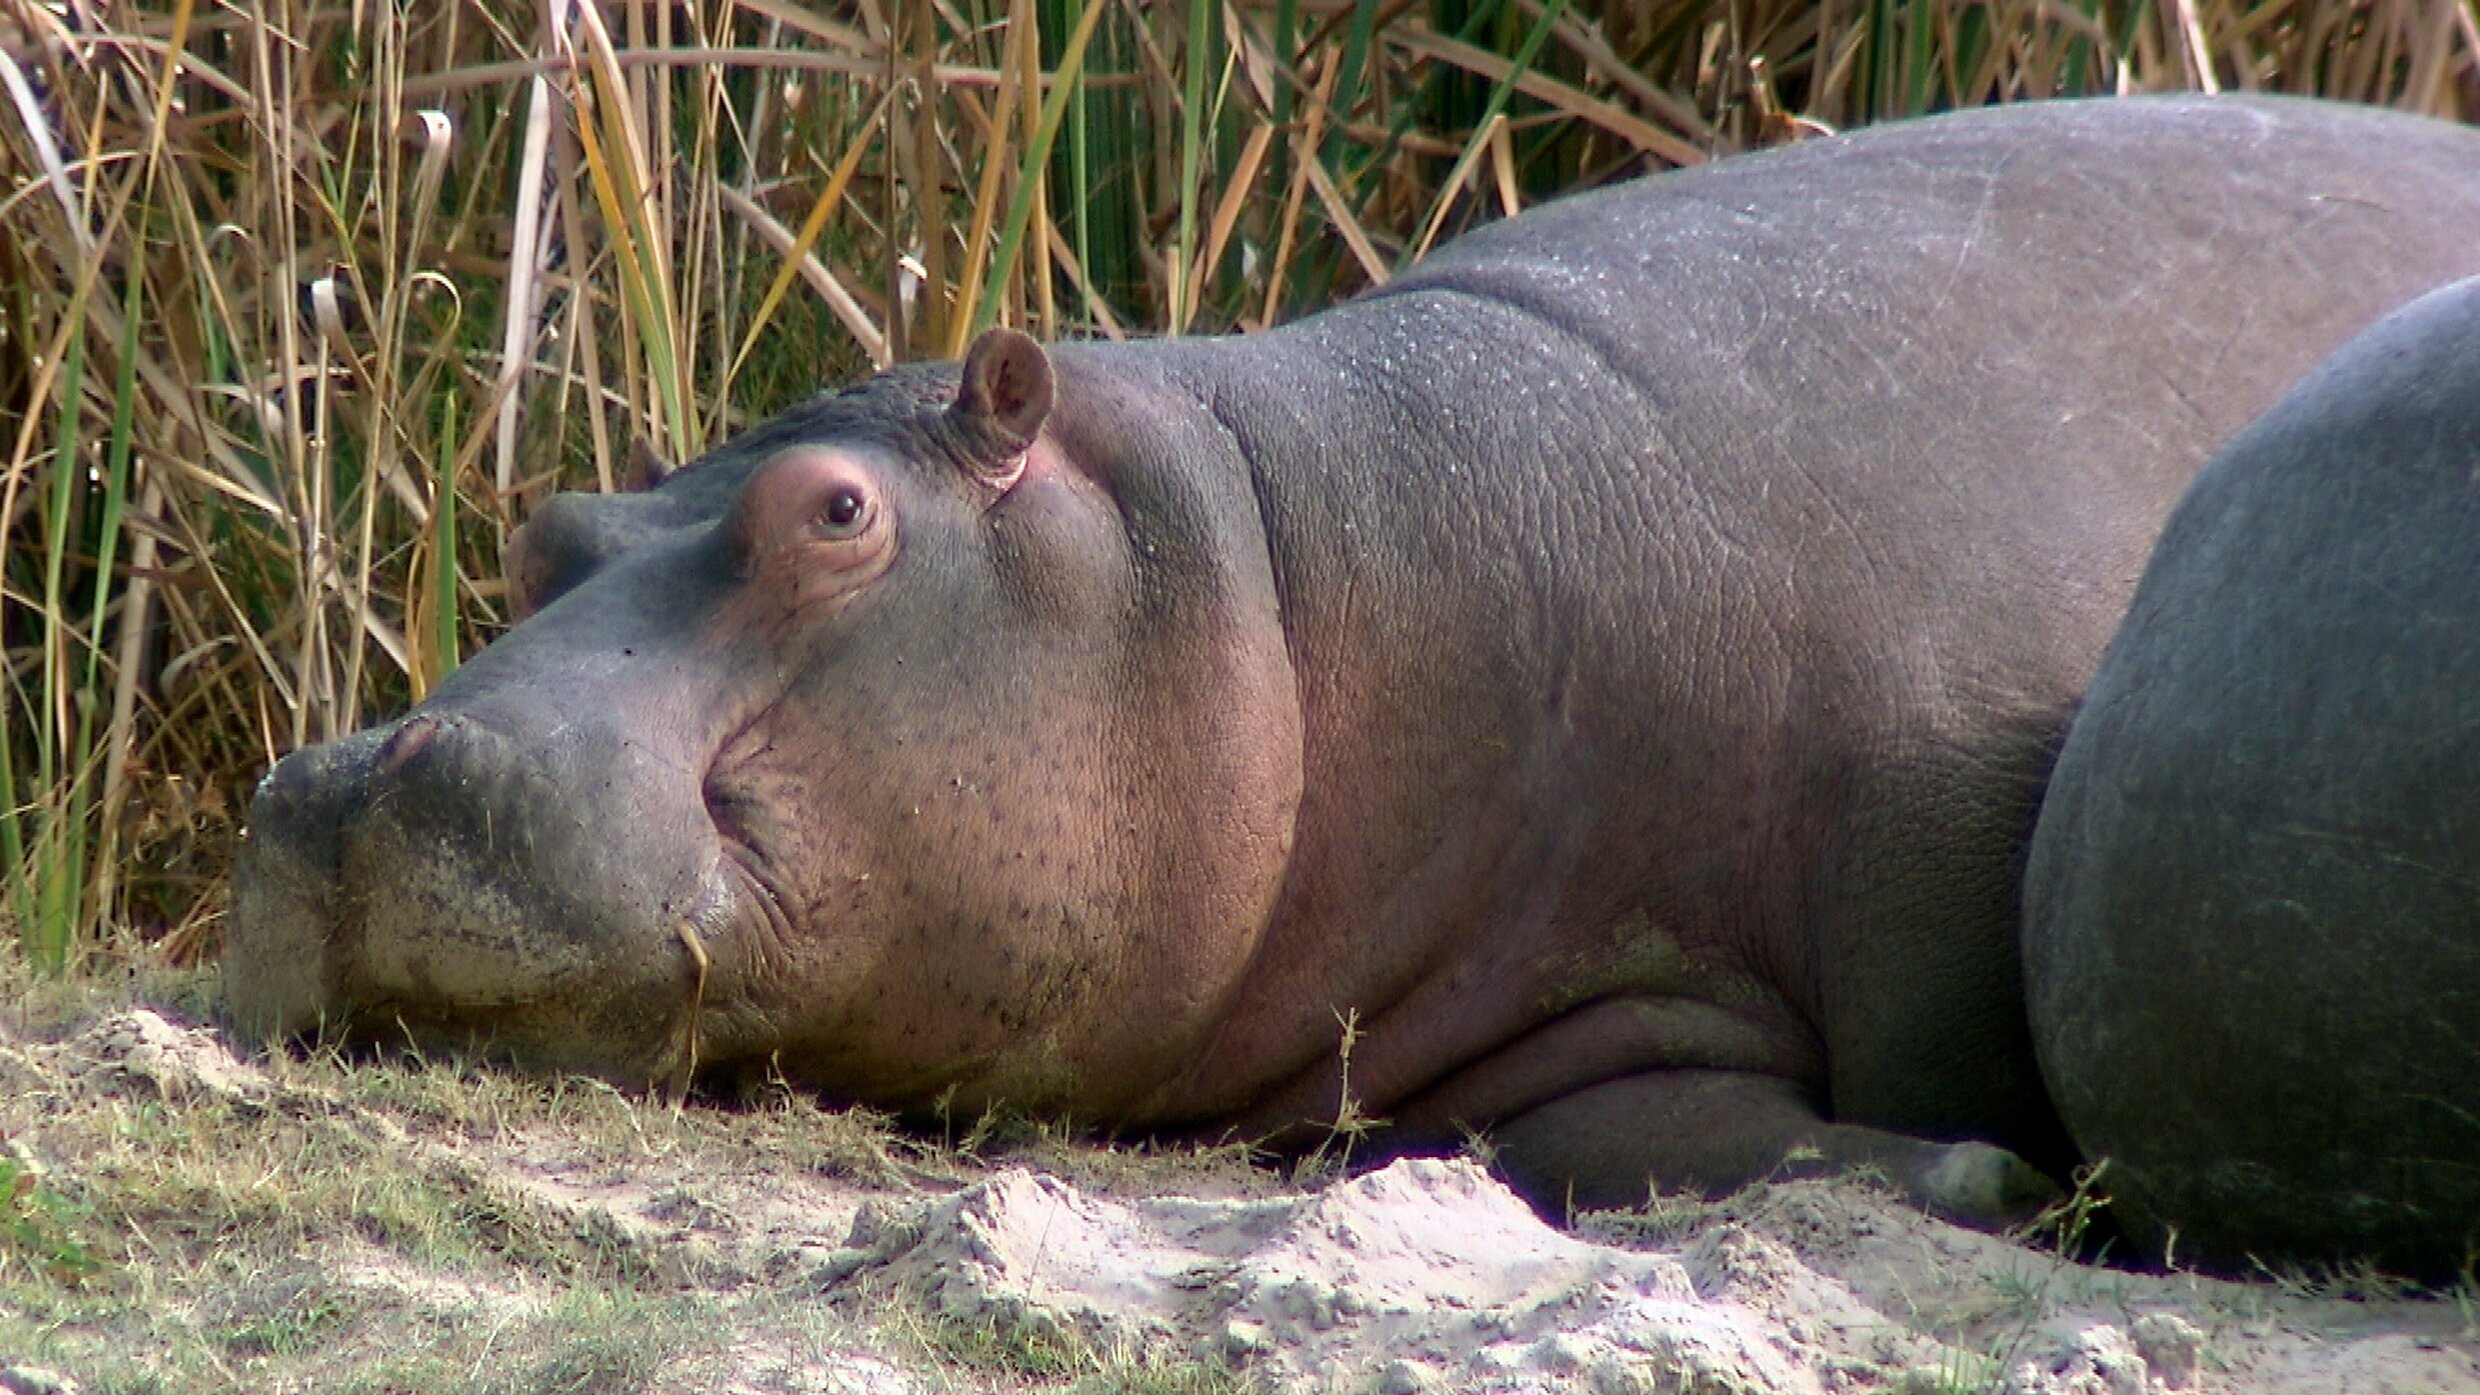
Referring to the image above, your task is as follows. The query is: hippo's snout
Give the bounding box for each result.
[226,728,375,1040]
[227,707,726,1085]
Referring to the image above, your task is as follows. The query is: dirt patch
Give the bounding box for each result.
[0,1001,2473,1394]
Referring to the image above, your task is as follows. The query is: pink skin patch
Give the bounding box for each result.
[376,715,441,777]
[714,448,904,647]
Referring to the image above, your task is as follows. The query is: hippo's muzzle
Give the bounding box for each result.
[227,705,731,1086]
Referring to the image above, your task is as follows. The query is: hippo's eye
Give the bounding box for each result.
[818,487,868,534]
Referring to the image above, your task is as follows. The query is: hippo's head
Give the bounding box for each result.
[227,331,1303,1113]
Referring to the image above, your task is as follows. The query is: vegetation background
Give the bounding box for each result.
[2,0,2475,971]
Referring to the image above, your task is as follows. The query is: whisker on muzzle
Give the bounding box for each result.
[669,917,711,1102]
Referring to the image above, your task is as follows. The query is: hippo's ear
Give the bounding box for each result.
[623,436,675,493]
[949,327,1053,488]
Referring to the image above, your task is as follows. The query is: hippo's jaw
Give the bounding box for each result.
[227,706,744,1088]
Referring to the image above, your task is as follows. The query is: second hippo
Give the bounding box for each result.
[2026,274,2480,1278]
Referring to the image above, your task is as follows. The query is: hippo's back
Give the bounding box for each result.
[1233,96,2480,633]
[1205,93,2480,833]
[1401,93,2480,355]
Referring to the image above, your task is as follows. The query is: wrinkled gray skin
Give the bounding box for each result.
[229,96,2480,1235]
[2025,276,2480,1278]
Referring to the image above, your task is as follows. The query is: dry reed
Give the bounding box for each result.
[0,0,2472,966]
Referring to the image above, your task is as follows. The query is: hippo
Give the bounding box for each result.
[2023,275,2480,1278]
[227,96,2480,1233]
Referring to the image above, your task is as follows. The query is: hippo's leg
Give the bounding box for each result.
[1488,1070,2059,1229]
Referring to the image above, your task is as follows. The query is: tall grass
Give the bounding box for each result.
[2,0,2475,970]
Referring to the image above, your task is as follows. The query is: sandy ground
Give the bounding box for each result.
[2,1006,2475,1394]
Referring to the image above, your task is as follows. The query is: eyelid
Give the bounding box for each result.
[724,447,892,578]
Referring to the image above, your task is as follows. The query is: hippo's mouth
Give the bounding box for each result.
[224,708,764,1091]
[336,867,751,1091]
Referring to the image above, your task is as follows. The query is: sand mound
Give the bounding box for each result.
[842,1156,2478,1394]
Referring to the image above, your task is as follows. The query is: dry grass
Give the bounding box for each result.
[1,0,2475,969]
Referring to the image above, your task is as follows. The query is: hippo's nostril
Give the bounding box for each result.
[377,715,443,776]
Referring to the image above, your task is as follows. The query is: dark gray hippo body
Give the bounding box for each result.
[229,96,2480,1233]
[2025,275,2480,1277]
